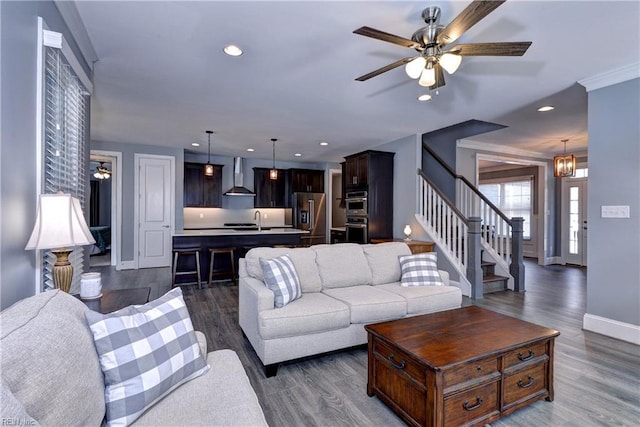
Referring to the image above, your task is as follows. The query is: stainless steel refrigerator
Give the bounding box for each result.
[288,192,326,246]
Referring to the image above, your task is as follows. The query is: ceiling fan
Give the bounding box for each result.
[353,0,532,90]
[93,162,111,180]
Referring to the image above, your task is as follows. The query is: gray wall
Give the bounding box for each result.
[91,140,185,262]
[1,1,90,309]
[586,78,640,327]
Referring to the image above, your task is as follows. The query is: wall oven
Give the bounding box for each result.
[345,190,368,217]
[346,216,368,244]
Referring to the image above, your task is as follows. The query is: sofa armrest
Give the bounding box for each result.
[238,265,275,348]
[438,269,450,286]
[194,331,207,357]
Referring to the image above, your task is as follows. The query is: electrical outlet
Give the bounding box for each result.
[601,205,630,218]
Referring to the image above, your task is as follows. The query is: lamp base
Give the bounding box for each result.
[52,249,73,293]
[404,237,412,242]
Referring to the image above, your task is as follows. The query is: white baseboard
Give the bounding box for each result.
[583,313,640,345]
[119,260,137,270]
[544,256,562,265]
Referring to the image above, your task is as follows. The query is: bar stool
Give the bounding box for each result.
[208,247,236,286]
[172,248,202,289]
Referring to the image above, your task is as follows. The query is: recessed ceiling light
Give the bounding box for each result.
[191,142,200,147]
[246,148,255,152]
[294,153,302,157]
[417,94,432,102]
[537,105,554,112]
[223,44,243,56]
[319,141,329,146]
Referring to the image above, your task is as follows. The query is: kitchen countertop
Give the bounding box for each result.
[174,228,309,237]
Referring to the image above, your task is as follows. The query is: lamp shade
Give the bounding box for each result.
[405,56,427,79]
[418,66,436,87]
[25,194,95,250]
[439,53,462,74]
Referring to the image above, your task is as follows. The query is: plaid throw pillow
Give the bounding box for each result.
[399,252,444,287]
[85,288,209,426]
[260,255,302,308]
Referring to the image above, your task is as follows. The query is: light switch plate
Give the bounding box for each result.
[601,205,630,218]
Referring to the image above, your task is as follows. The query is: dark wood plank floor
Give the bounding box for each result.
[95,260,640,426]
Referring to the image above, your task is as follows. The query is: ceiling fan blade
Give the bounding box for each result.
[355,57,415,81]
[353,26,421,49]
[429,63,446,89]
[449,41,532,56]
[437,0,506,46]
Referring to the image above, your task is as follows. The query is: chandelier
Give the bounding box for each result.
[553,139,576,178]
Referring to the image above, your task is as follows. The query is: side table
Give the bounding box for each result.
[76,287,151,314]
[370,238,435,254]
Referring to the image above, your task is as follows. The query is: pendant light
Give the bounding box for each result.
[553,139,576,178]
[269,138,278,180]
[204,130,214,177]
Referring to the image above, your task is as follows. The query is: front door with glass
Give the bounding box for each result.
[563,177,588,266]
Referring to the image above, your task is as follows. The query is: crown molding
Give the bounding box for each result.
[578,63,640,92]
[458,139,550,159]
[54,1,98,66]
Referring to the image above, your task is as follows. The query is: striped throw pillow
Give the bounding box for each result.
[399,252,444,287]
[85,288,209,426]
[260,255,302,308]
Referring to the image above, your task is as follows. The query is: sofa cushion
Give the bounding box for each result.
[376,282,462,314]
[245,247,322,292]
[0,290,105,426]
[85,288,209,426]
[0,381,39,426]
[399,252,444,286]
[363,242,412,285]
[313,243,373,288]
[260,255,302,308]
[322,286,407,323]
[258,293,350,340]
[132,350,268,426]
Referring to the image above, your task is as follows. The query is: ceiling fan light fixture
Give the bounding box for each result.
[418,63,436,87]
[439,52,462,74]
[93,162,111,180]
[405,56,426,79]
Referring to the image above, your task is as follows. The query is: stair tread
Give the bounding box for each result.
[481,260,496,267]
[483,273,509,283]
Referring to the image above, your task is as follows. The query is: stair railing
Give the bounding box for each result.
[422,143,524,291]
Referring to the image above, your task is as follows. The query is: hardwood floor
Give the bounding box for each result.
[94,260,640,426]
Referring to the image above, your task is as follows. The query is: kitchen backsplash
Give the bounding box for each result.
[184,208,291,229]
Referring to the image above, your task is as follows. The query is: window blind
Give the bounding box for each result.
[42,46,90,291]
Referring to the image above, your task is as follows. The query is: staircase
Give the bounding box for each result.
[416,144,525,299]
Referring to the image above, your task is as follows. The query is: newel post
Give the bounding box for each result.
[467,217,483,299]
[510,217,525,292]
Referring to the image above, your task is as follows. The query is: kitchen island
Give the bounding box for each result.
[172,228,309,285]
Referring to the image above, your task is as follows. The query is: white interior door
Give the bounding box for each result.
[563,179,588,266]
[137,155,173,268]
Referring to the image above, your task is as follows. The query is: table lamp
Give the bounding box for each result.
[25,193,95,293]
[403,224,412,241]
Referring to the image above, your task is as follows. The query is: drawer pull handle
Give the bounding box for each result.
[517,375,535,388]
[463,396,484,411]
[388,354,406,370]
[518,350,535,361]
[476,365,482,372]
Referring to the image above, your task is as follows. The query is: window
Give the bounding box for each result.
[571,168,588,178]
[39,25,91,291]
[479,179,532,239]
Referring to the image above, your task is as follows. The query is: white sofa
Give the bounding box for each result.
[0,290,268,426]
[238,242,462,376]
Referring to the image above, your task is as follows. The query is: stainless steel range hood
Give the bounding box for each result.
[224,157,255,197]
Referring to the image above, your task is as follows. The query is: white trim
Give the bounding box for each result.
[34,18,47,295]
[327,167,342,242]
[459,139,550,159]
[583,313,640,345]
[119,261,137,270]
[545,256,562,265]
[578,63,640,92]
[91,150,123,270]
[42,29,93,93]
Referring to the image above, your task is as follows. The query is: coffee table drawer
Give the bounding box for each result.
[373,339,425,386]
[503,362,547,406]
[444,380,500,427]
[504,341,547,368]
[444,357,499,389]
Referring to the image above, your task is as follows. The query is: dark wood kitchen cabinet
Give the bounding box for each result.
[184,162,224,207]
[254,167,287,208]
[288,168,324,193]
[344,152,369,188]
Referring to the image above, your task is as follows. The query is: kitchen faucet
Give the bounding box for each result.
[254,210,262,231]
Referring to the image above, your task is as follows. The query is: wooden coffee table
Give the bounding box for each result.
[365,306,560,427]
[77,287,151,314]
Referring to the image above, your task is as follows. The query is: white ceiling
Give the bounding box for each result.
[74,0,639,164]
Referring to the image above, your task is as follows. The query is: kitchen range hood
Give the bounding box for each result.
[224,157,255,197]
